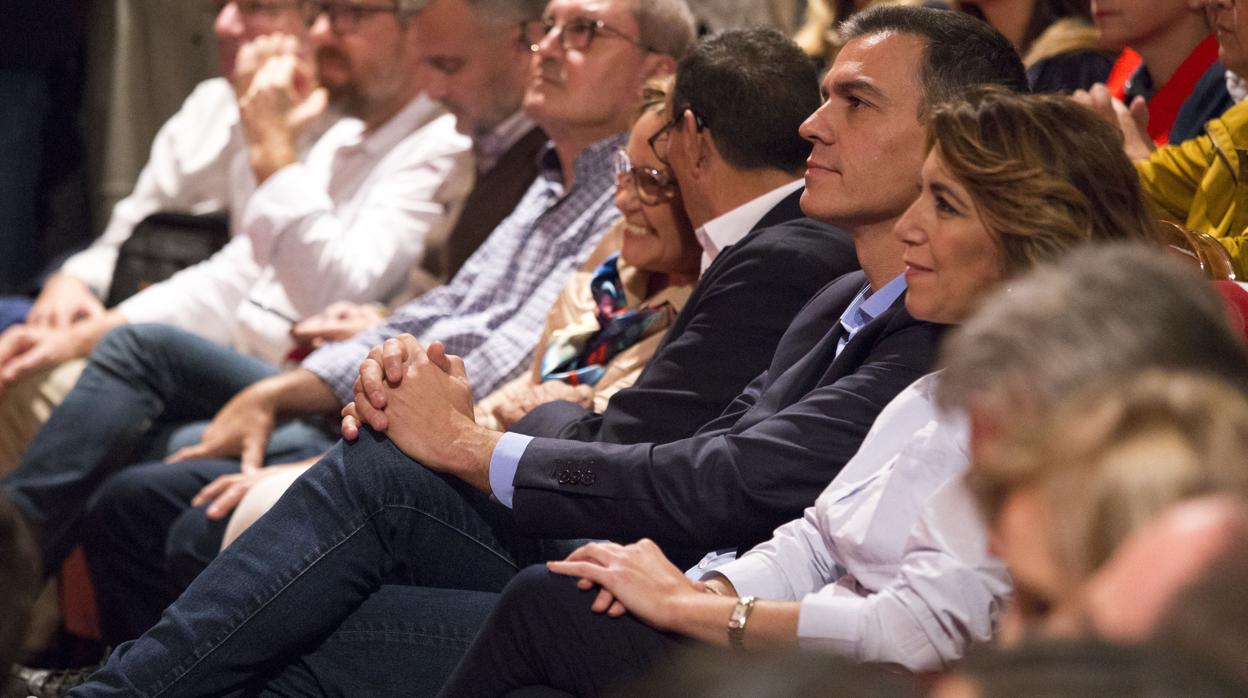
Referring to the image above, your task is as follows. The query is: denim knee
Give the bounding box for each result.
[82,466,155,536]
[89,323,173,377]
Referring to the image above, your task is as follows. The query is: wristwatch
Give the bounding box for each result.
[727,595,757,650]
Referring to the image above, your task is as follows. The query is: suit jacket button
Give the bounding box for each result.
[557,469,571,484]
[580,470,595,486]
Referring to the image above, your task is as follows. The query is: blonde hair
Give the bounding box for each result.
[1022,17,1103,68]
[971,371,1248,581]
[639,74,674,119]
[929,88,1160,277]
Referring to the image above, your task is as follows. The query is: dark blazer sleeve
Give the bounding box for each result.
[509,304,944,553]
[512,216,859,445]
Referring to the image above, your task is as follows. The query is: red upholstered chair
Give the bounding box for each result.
[60,547,100,641]
[1214,280,1248,342]
[1161,223,1238,281]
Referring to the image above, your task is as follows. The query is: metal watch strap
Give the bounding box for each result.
[727,595,757,650]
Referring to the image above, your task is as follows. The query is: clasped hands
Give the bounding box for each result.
[341,334,499,493]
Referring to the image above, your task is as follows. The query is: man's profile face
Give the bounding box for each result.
[214,0,305,78]
[797,32,928,232]
[413,0,532,137]
[523,0,652,135]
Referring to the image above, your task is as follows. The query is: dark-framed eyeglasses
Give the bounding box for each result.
[612,148,677,206]
[647,107,708,163]
[210,0,300,18]
[299,0,397,33]
[523,16,651,53]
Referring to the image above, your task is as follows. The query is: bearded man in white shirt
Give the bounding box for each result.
[12,3,307,335]
[0,0,476,467]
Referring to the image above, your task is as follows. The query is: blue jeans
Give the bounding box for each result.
[0,296,31,330]
[73,432,584,697]
[1,323,327,573]
[251,585,500,697]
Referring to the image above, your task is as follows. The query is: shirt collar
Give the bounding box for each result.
[1228,71,1248,103]
[538,132,627,196]
[474,110,539,174]
[839,273,907,340]
[695,179,804,274]
[337,92,446,157]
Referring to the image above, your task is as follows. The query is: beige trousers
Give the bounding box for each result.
[0,360,87,475]
[221,463,313,550]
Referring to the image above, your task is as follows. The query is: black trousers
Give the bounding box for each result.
[440,565,691,698]
[81,458,238,646]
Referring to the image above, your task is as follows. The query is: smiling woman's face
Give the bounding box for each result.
[894,147,1003,325]
[615,108,699,276]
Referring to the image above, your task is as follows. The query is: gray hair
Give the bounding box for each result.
[405,0,544,24]
[397,0,428,19]
[937,243,1248,416]
[633,0,697,60]
[464,0,545,24]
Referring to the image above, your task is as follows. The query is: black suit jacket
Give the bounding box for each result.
[511,189,858,446]
[511,271,946,561]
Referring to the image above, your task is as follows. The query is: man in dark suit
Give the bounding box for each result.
[511,29,859,446]
[74,9,1028,696]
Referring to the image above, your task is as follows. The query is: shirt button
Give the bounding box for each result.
[698,558,709,569]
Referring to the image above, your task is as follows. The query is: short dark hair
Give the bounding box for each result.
[671,29,820,172]
[841,5,1029,117]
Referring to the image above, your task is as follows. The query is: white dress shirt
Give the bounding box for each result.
[59,78,246,298]
[705,373,1011,671]
[1227,70,1248,104]
[118,93,474,365]
[693,179,803,274]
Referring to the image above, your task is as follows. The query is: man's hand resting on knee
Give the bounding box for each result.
[167,369,340,473]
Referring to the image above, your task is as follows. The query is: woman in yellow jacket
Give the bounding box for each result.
[1078,83,1248,276]
[1139,97,1248,276]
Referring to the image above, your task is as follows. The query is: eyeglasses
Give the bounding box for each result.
[299,0,397,33]
[647,107,708,163]
[523,17,651,53]
[210,0,299,18]
[612,148,677,206]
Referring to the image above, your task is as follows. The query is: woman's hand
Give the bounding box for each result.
[489,380,593,429]
[547,539,708,629]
